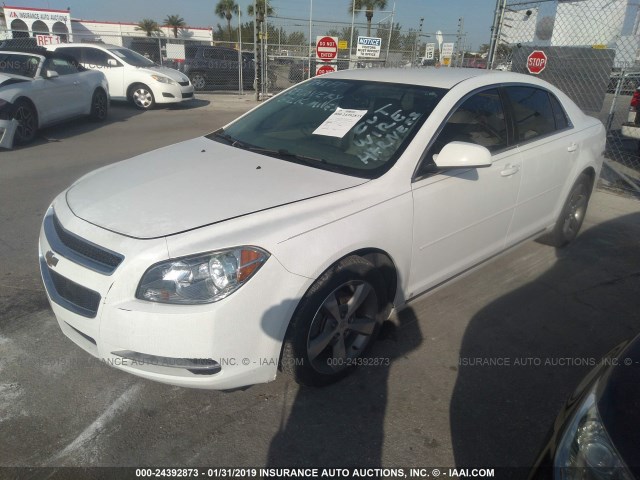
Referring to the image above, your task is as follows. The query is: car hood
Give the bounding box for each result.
[143,65,189,83]
[0,73,30,88]
[66,137,367,239]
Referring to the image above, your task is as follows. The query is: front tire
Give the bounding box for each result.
[12,99,38,145]
[89,88,108,121]
[129,84,155,110]
[544,173,592,247]
[280,256,387,387]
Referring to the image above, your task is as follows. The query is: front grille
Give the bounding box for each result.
[44,211,124,275]
[182,92,193,98]
[178,81,190,86]
[41,258,101,318]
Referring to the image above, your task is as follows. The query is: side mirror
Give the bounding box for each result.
[107,58,118,67]
[44,70,59,79]
[434,141,492,169]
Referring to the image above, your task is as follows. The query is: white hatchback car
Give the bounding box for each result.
[39,69,605,390]
[46,43,194,109]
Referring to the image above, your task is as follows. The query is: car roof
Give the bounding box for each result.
[324,67,548,90]
[0,48,47,59]
[52,43,121,50]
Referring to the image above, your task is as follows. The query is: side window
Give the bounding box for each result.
[549,93,569,130]
[83,48,112,68]
[432,88,507,154]
[417,89,507,177]
[506,86,556,142]
[223,50,238,62]
[58,47,81,65]
[44,57,79,76]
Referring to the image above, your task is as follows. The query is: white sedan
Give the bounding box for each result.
[0,49,109,147]
[38,68,605,390]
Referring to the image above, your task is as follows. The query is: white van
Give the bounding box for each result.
[47,43,194,109]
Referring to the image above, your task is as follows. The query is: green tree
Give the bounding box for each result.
[164,14,186,39]
[247,0,274,23]
[287,31,307,46]
[135,18,161,37]
[349,0,388,37]
[215,0,239,41]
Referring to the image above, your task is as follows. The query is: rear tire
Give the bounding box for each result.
[280,256,387,387]
[89,88,108,121]
[543,173,592,247]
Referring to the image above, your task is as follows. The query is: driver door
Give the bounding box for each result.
[408,88,523,297]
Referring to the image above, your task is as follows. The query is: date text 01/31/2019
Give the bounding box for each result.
[134,467,497,478]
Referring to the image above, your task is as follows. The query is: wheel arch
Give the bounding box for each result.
[290,247,399,317]
[581,166,597,192]
[126,82,150,100]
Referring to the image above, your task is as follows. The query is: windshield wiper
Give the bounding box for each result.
[208,130,327,166]
[207,129,252,148]
[246,147,328,165]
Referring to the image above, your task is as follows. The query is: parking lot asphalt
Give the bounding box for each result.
[1,94,639,472]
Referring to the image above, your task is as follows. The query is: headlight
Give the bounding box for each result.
[136,247,269,304]
[555,387,633,480]
[151,74,178,86]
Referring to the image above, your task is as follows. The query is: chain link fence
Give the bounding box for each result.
[490,0,640,195]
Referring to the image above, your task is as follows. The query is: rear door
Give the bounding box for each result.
[83,47,124,98]
[504,86,575,245]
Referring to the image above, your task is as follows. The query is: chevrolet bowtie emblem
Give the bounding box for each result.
[45,250,59,268]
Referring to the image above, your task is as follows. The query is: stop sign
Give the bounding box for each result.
[316,64,336,76]
[527,50,548,75]
[316,36,338,62]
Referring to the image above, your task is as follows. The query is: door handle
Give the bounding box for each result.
[73,81,80,86]
[567,143,578,152]
[500,164,520,177]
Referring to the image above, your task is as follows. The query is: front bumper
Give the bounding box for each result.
[38,200,310,390]
[151,81,195,104]
[620,122,640,140]
[0,118,18,149]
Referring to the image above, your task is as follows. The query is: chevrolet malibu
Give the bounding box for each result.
[39,69,605,390]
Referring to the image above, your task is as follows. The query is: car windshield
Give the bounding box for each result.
[0,53,40,78]
[108,48,156,67]
[209,78,446,178]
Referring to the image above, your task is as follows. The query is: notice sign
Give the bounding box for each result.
[313,108,368,138]
[356,36,382,58]
[441,42,454,59]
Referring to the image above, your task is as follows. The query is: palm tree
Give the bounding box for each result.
[247,0,274,24]
[164,14,186,39]
[135,18,161,37]
[215,0,239,41]
[349,0,388,37]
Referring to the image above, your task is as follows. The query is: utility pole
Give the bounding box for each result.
[254,0,259,100]
[413,17,424,66]
[455,17,464,67]
[487,0,506,69]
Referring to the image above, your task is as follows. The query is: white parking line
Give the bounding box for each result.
[48,384,142,463]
